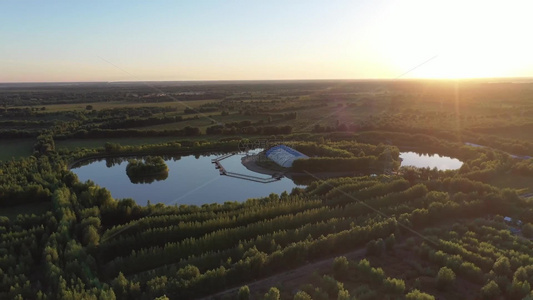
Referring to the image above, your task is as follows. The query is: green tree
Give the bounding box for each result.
[366,240,382,257]
[337,289,350,300]
[83,225,100,247]
[178,265,200,281]
[493,257,511,276]
[111,272,129,300]
[238,285,250,300]
[332,256,349,279]
[385,234,396,251]
[509,279,530,300]
[383,277,405,294]
[436,267,456,290]
[480,280,501,299]
[321,275,343,298]
[522,223,533,238]
[264,287,280,300]
[294,291,312,300]
[406,289,435,300]
[514,266,528,282]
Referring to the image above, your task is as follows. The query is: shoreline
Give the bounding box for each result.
[241,154,363,180]
[241,155,283,177]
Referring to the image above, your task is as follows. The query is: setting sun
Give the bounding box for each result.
[370,0,533,79]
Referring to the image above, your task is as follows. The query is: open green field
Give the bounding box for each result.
[38,99,219,113]
[476,125,533,143]
[489,173,533,193]
[55,137,187,150]
[0,139,34,161]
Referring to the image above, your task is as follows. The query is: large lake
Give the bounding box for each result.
[71,151,463,206]
[71,153,301,206]
[400,151,463,170]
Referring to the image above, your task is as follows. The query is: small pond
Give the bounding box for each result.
[71,152,301,206]
[399,152,463,170]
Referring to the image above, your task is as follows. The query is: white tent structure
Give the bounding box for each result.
[265,145,308,168]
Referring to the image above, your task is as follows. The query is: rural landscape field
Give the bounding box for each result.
[2,80,533,300]
[2,1,533,299]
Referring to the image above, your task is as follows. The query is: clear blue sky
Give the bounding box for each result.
[1,0,532,82]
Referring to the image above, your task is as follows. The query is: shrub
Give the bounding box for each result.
[332,256,350,279]
[522,223,533,238]
[480,280,501,299]
[294,291,312,300]
[383,277,406,294]
[436,267,456,290]
[264,287,280,300]
[406,289,435,300]
[493,257,511,276]
[238,285,250,300]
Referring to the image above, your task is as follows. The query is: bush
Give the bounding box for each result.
[337,289,350,300]
[509,279,530,300]
[238,285,250,300]
[493,257,511,276]
[294,291,312,300]
[332,256,350,279]
[370,267,386,284]
[406,289,435,300]
[436,267,456,290]
[385,234,396,251]
[264,287,280,300]
[383,277,405,294]
[366,239,383,257]
[321,275,343,298]
[522,223,533,238]
[480,280,501,299]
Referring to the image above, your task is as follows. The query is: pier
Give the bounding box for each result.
[211,153,283,183]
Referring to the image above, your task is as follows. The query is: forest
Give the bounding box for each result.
[1,79,533,299]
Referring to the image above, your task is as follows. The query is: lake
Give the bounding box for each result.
[399,151,463,170]
[71,151,463,206]
[71,152,301,206]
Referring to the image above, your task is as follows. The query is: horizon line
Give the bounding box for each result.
[2,76,533,85]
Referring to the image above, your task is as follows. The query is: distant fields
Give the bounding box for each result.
[55,137,186,150]
[40,99,219,113]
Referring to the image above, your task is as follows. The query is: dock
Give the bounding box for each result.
[211,153,283,183]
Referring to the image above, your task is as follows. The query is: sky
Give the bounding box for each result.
[1,0,532,82]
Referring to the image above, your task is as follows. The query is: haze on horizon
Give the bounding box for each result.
[1,0,532,83]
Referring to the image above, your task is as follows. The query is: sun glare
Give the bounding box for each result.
[374,0,533,79]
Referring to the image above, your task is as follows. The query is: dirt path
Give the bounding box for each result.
[198,247,368,300]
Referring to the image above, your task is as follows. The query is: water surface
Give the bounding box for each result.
[71,153,300,206]
[400,152,463,170]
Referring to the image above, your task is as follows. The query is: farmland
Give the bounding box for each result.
[1,80,533,299]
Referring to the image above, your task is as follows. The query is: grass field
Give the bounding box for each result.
[55,137,188,150]
[0,201,51,219]
[38,99,220,113]
[478,127,533,143]
[489,173,533,192]
[0,139,35,161]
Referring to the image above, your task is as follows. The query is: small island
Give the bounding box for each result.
[126,156,169,184]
